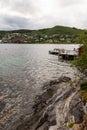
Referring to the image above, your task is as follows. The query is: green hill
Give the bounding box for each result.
[0,25,83,36]
[0,25,84,43]
[44,26,83,35]
[30,26,83,36]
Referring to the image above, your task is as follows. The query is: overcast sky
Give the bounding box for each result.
[0,0,87,30]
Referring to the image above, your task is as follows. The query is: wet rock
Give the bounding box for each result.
[49,76,71,85]
[21,82,74,130]
[84,103,87,114]
[69,93,84,123]
[42,76,71,90]
[57,127,68,130]
[59,76,71,82]
[0,101,6,112]
[32,88,54,112]
[1,76,81,130]
[16,82,66,130]
[49,89,85,130]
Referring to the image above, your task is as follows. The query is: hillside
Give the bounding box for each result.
[0,25,84,43]
[36,26,83,35]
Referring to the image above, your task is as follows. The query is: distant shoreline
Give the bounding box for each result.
[0,25,83,44]
[0,42,79,44]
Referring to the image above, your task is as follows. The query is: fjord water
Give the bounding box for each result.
[0,44,78,129]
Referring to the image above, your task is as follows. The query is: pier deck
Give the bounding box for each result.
[49,48,79,60]
[59,49,78,60]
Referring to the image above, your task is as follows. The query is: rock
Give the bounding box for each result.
[69,93,84,123]
[15,77,85,130]
[0,101,6,112]
[49,76,71,85]
[59,76,71,82]
[84,103,87,114]
[42,76,71,90]
[83,69,87,76]
[16,80,72,130]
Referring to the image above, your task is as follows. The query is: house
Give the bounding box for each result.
[14,36,27,43]
[49,44,83,60]
[60,38,65,41]
[78,45,83,56]
[59,44,83,60]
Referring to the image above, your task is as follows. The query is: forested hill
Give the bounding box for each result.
[0,25,84,43]
[37,26,83,35]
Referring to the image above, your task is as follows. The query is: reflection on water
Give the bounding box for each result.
[0,44,78,130]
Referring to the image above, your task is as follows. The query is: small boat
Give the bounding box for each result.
[49,48,60,55]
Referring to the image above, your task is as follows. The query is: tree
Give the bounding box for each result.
[74,31,87,70]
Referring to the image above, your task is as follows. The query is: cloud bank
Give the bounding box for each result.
[0,0,87,30]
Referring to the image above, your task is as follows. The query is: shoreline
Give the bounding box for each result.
[16,74,87,130]
[0,45,86,130]
[0,43,79,44]
[0,71,87,130]
[16,74,86,130]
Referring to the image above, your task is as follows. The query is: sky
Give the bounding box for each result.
[0,0,87,30]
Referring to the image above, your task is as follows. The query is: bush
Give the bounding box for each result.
[67,122,74,128]
[73,31,87,70]
[80,82,87,91]
[80,82,87,103]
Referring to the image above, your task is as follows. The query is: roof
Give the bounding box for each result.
[55,44,83,50]
[59,49,78,56]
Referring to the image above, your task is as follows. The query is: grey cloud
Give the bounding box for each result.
[0,0,41,16]
[0,0,87,30]
[1,15,35,30]
[0,0,12,7]
[12,0,41,15]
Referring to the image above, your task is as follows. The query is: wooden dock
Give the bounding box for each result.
[49,48,79,60]
[58,49,78,60]
[49,44,83,60]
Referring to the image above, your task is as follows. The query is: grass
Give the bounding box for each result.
[67,122,74,128]
[80,82,87,103]
[80,82,87,91]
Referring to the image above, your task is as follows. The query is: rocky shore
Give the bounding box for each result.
[16,75,87,130]
[0,72,87,130]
